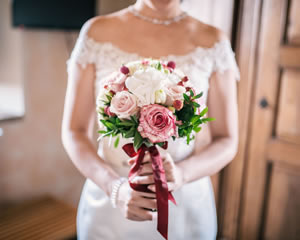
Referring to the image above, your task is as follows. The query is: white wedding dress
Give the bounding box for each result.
[66,31,239,240]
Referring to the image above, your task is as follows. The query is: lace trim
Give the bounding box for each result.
[66,34,240,80]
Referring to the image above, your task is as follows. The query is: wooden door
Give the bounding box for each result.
[240,0,300,239]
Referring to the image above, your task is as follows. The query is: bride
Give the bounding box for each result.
[62,0,239,239]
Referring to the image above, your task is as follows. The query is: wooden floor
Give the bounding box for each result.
[0,197,77,240]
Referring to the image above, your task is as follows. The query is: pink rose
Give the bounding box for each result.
[138,104,176,143]
[110,91,138,119]
[103,72,127,93]
[165,85,186,105]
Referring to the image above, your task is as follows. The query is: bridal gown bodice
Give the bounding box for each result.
[67,32,239,240]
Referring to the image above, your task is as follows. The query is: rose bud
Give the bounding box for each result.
[186,87,196,96]
[120,65,130,75]
[167,61,176,69]
[109,90,116,96]
[173,100,183,110]
[177,81,184,86]
[182,76,189,82]
[104,106,116,117]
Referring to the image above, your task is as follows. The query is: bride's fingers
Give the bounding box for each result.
[138,162,153,175]
[127,153,151,166]
[135,190,156,199]
[147,182,175,192]
[131,175,154,185]
[141,153,151,164]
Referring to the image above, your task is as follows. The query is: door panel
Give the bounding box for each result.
[240,0,300,239]
[276,70,300,144]
[264,164,300,240]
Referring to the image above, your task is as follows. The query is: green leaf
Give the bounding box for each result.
[193,92,203,99]
[156,142,165,148]
[191,115,201,124]
[144,140,153,148]
[105,94,112,102]
[194,119,203,126]
[187,134,190,145]
[193,126,202,132]
[133,131,143,151]
[199,107,208,117]
[189,89,194,97]
[98,130,107,134]
[130,115,138,124]
[114,135,120,148]
[117,120,135,127]
[183,93,190,102]
[176,105,194,122]
[124,127,136,138]
[202,117,216,122]
[156,62,162,70]
[192,102,200,108]
[100,120,116,130]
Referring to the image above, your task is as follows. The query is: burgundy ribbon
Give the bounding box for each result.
[122,143,176,240]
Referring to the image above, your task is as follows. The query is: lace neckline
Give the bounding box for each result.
[83,35,230,61]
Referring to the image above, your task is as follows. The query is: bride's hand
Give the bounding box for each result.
[116,180,157,221]
[128,152,184,192]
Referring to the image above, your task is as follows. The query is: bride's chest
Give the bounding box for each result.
[93,43,214,98]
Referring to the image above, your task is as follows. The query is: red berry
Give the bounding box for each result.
[104,106,116,117]
[120,65,129,75]
[167,61,176,69]
[182,76,189,82]
[173,100,183,110]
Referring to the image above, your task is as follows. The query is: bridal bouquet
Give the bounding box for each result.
[96,59,214,239]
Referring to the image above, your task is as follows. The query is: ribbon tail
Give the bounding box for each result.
[168,192,177,205]
[149,145,172,240]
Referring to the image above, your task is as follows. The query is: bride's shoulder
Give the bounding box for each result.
[186,16,229,48]
[78,9,129,42]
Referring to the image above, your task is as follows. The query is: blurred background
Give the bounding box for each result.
[0,0,299,239]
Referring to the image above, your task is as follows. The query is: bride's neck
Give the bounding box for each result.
[133,0,182,19]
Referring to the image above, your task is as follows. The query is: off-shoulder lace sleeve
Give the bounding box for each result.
[66,33,100,73]
[212,39,240,80]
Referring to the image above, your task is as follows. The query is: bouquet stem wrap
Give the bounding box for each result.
[122,143,176,240]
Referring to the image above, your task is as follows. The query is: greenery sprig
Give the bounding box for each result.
[175,90,215,144]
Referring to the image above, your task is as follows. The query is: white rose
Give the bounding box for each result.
[155,89,167,104]
[125,68,167,107]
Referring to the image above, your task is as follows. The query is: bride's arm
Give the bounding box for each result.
[176,69,239,184]
[61,57,120,197]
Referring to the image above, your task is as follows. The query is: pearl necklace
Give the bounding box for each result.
[129,6,188,25]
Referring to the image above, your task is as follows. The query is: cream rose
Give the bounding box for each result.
[125,68,167,107]
[155,89,167,104]
[110,91,138,119]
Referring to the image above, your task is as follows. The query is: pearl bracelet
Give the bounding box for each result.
[110,177,127,208]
